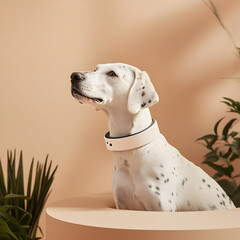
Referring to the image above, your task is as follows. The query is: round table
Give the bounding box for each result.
[46,192,240,240]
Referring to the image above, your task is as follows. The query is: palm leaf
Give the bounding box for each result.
[27,159,34,198]
[0,160,7,203]
[16,151,25,214]
[0,217,18,240]
[1,150,57,239]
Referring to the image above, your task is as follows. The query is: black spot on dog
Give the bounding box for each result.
[142,86,145,89]
[124,159,129,167]
[156,186,160,190]
[217,194,220,198]
[141,102,146,107]
[148,100,151,103]
[141,91,145,97]
[149,185,152,188]
[161,173,165,177]
[199,186,202,190]
[182,180,185,186]
[216,188,219,191]
[160,164,164,168]
[164,178,169,183]
[207,184,211,188]
[156,177,159,180]
[168,199,172,203]
[155,191,160,196]
[171,171,174,175]
[147,150,150,154]
[220,201,225,205]
[171,192,174,196]
[210,205,217,210]
[222,193,226,199]
[202,178,206,183]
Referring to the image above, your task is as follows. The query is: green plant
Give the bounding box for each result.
[197,0,240,207]
[0,204,31,240]
[197,97,240,207]
[203,0,240,56]
[0,150,58,239]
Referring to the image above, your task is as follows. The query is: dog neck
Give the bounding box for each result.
[105,108,152,138]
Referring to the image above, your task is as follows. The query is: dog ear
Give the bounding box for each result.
[127,69,159,114]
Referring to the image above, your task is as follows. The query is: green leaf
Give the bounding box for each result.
[27,158,34,198]
[213,172,223,179]
[221,101,232,107]
[223,147,232,159]
[214,117,224,135]
[0,233,12,240]
[4,194,29,200]
[197,134,217,142]
[207,136,218,150]
[217,179,237,196]
[228,131,238,138]
[222,97,240,114]
[203,161,233,177]
[230,153,239,162]
[204,151,219,162]
[226,165,234,174]
[0,160,6,199]
[16,151,24,210]
[222,119,237,140]
[223,97,238,105]
[232,188,240,207]
[0,217,18,240]
[0,205,15,211]
[230,138,240,155]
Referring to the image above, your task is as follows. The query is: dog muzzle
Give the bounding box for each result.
[104,119,161,151]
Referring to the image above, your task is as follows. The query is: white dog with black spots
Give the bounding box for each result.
[71,63,235,211]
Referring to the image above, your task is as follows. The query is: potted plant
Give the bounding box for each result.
[0,150,58,239]
[197,0,240,207]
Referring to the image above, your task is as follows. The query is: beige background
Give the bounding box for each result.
[0,0,240,238]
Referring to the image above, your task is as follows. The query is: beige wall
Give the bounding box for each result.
[1,0,240,238]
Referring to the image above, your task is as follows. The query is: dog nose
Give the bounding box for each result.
[71,72,85,83]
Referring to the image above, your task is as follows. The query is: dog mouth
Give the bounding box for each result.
[71,88,103,103]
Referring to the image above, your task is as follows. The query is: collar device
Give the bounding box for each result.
[104,119,161,151]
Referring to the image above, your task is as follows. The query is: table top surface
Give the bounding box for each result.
[46,192,240,231]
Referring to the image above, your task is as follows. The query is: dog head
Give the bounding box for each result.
[71,63,159,114]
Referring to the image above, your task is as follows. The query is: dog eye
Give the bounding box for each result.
[106,71,118,78]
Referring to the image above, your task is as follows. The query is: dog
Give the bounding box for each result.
[71,63,236,211]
